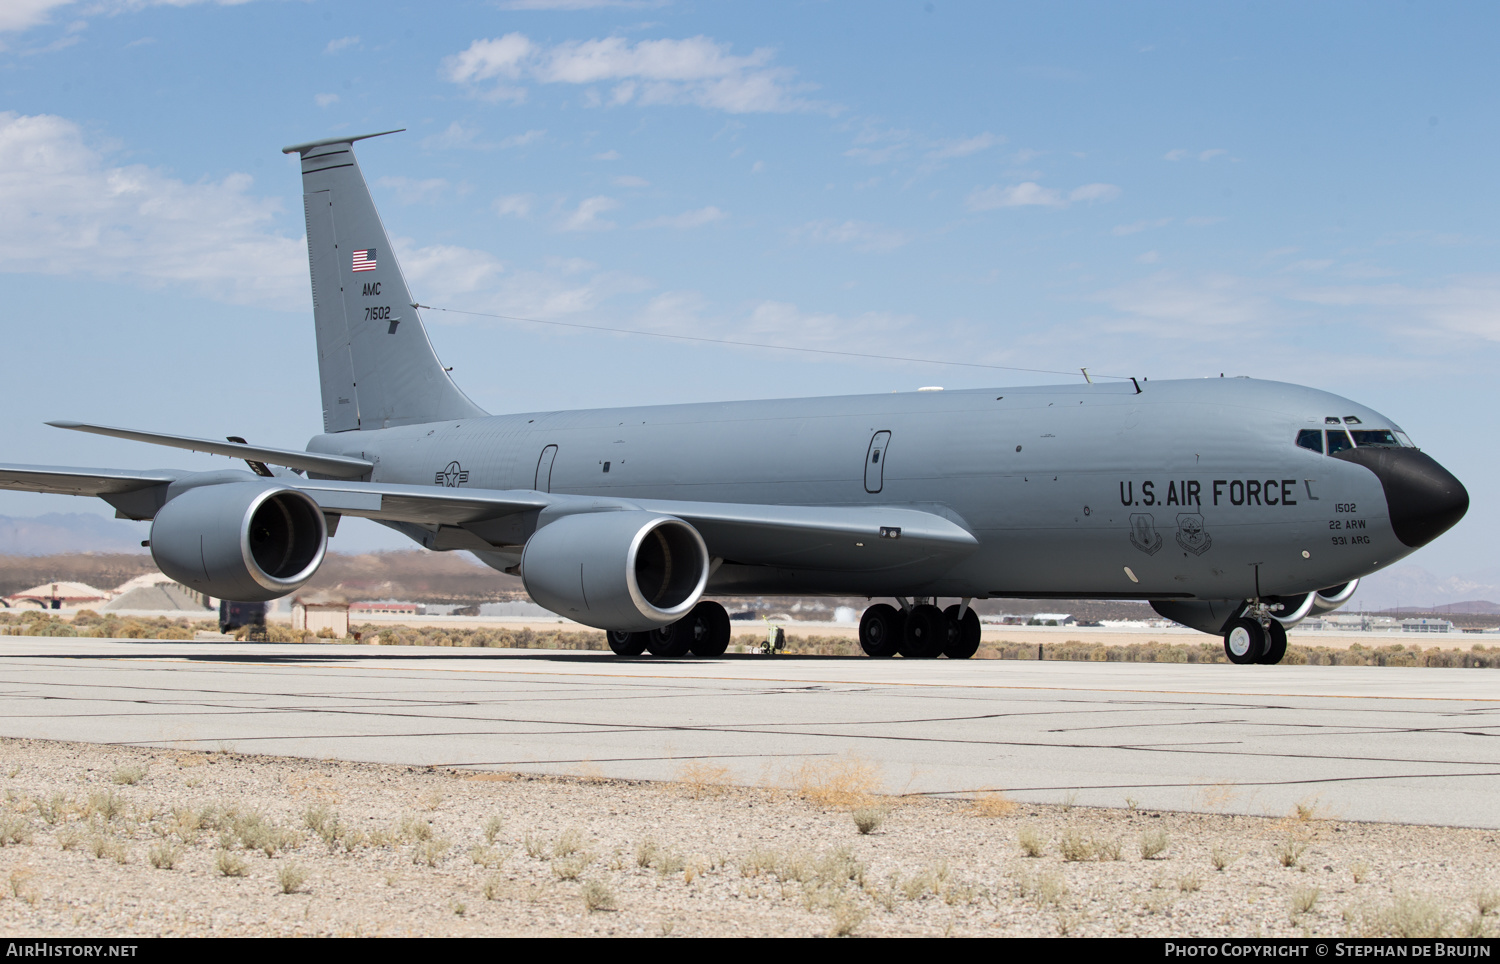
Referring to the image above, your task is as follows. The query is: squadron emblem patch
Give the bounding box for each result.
[1175,513,1212,556]
[1128,513,1162,555]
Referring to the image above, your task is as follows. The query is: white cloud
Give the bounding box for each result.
[637,206,725,229]
[493,194,534,218]
[0,111,304,308]
[559,195,618,231]
[967,181,1121,212]
[500,129,544,148]
[1136,250,1159,264]
[611,174,648,188]
[421,122,480,151]
[5,1,265,38]
[443,33,822,113]
[323,35,358,54]
[394,240,504,299]
[925,132,1002,160]
[1069,182,1121,203]
[376,176,447,205]
[593,150,621,160]
[794,219,909,253]
[314,93,338,108]
[1165,148,1229,162]
[1113,217,1172,236]
[966,182,1064,210]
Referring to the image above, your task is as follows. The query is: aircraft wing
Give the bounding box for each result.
[291,479,977,572]
[0,464,180,497]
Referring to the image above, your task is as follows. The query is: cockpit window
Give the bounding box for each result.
[1296,429,1324,454]
[1352,430,1399,448]
[1343,416,1362,425]
[1395,431,1415,448]
[1326,429,1354,455]
[1324,417,1341,425]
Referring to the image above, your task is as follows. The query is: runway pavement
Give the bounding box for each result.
[0,637,1495,828]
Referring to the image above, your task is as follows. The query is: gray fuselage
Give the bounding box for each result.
[308,376,1418,602]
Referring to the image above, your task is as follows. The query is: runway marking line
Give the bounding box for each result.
[76,653,1500,705]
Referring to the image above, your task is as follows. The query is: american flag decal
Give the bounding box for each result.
[352,249,377,272]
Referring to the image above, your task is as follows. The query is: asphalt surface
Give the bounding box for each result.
[0,638,1495,827]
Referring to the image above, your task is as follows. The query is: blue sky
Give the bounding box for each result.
[0,0,1495,587]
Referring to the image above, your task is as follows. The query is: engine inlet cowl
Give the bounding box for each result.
[521,511,709,632]
[149,482,328,602]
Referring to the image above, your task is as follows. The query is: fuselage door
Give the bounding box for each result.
[535,444,558,493]
[864,431,892,494]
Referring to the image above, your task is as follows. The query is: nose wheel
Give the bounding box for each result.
[1223,616,1288,665]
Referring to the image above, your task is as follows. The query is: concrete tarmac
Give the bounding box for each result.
[0,637,1495,828]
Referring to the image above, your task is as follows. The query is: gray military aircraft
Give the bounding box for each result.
[0,131,1470,664]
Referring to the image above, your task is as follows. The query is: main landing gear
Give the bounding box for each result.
[1222,609,1289,665]
[858,598,982,659]
[607,600,731,658]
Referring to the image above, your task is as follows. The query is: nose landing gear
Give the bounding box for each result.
[1223,605,1289,665]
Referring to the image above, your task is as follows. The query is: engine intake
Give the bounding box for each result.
[522,511,709,632]
[150,482,328,602]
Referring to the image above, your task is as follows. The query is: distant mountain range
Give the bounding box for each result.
[0,514,148,556]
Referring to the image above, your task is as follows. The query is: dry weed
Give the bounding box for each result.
[1274,839,1307,868]
[581,878,616,911]
[851,806,887,835]
[1290,886,1320,917]
[215,850,248,877]
[276,862,308,894]
[1210,846,1237,871]
[791,753,882,809]
[482,815,503,845]
[1179,873,1202,893]
[553,855,588,880]
[1017,825,1045,858]
[110,765,146,786]
[968,792,1017,818]
[147,842,179,870]
[1140,828,1169,860]
[412,837,451,867]
[675,761,733,799]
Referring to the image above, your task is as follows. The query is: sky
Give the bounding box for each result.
[0,0,1495,591]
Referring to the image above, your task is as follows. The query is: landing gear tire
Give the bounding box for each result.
[1224,617,1267,665]
[606,630,649,657]
[900,604,949,658]
[1258,620,1288,665]
[941,605,982,659]
[683,600,732,658]
[646,621,694,657]
[858,604,904,658]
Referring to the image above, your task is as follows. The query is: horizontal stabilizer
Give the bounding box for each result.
[47,422,373,479]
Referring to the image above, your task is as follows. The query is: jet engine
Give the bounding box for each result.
[149,482,328,602]
[1264,580,1361,627]
[521,510,709,632]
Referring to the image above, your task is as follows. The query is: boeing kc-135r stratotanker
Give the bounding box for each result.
[0,131,1470,664]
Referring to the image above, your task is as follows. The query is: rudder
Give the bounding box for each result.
[285,131,485,432]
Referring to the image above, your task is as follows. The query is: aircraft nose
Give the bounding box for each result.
[1332,447,1469,548]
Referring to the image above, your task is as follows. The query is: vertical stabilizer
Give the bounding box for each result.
[284,131,486,432]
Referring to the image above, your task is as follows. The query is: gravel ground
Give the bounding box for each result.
[0,737,1493,938]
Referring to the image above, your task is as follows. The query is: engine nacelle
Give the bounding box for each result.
[150,482,328,602]
[1310,580,1359,615]
[521,511,709,632]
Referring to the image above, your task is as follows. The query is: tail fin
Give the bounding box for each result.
[284,131,485,432]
